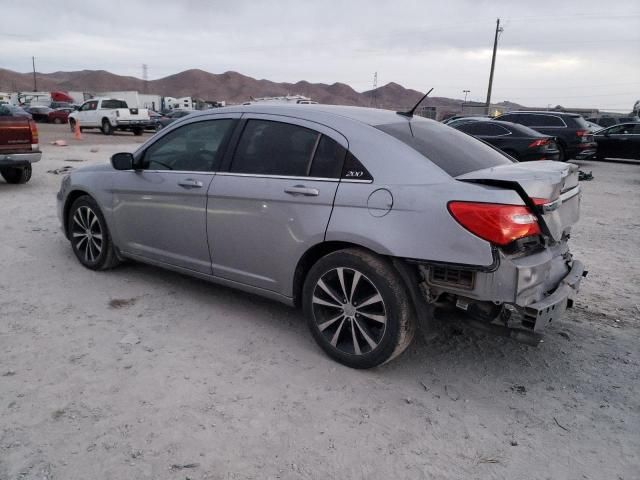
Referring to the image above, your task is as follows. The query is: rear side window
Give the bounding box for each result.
[231,120,319,176]
[571,116,590,129]
[458,123,510,136]
[102,99,128,109]
[376,121,514,177]
[520,114,565,127]
[309,135,346,178]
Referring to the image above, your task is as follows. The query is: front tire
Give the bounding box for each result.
[67,196,120,270]
[1,165,32,184]
[303,249,415,369]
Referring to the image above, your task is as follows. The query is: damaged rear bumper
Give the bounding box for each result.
[415,242,586,333]
[521,259,584,331]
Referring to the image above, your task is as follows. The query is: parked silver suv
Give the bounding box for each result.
[57,104,584,368]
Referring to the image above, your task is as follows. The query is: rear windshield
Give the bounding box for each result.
[376,120,514,177]
[101,99,128,109]
[571,116,590,129]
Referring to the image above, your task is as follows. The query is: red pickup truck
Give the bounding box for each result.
[0,104,41,184]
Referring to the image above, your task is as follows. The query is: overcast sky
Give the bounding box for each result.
[3,0,639,110]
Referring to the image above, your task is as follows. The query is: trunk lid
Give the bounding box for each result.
[0,116,33,153]
[456,160,580,243]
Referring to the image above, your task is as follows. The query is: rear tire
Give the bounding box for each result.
[101,119,113,135]
[303,248,415,369]
[133,127,144,136]
[67,195,120,270]
[1,165,32,184]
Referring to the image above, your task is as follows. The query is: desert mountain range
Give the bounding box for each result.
[0,68,522,111]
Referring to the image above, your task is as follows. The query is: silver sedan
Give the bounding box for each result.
[57,104,584,368]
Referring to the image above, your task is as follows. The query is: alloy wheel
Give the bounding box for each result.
[312,267,387,356]
[71,206,103,263]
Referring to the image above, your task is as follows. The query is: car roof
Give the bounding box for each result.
[189,104,416,127]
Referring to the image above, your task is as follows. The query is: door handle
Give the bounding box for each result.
[284,185,319,196]
[178,178,203,188]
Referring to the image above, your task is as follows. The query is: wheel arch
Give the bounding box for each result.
[292,241,378,308]
[63,189,92,238]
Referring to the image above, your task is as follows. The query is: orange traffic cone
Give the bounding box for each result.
[74,121,82,140]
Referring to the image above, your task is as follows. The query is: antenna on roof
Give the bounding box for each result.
[396,88,433,118]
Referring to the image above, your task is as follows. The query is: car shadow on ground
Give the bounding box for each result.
[102,258,599,388]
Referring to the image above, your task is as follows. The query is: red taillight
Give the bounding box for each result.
[576,130,588,137]
[28,119,39,145]
[528,138,549,148]
[448,201,541,246]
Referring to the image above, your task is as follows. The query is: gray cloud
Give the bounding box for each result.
[2,0,639,110]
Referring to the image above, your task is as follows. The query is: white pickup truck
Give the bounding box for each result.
[68,98,152,136]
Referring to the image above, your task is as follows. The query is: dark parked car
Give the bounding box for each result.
[497,111,596,161]
[593,123,640,160]
[147,110,165,130]
[587,116,640,128]
[157,109,191,129]
[453,120,560,161]
[25,106,54,123]
[2,105,32,119]
[48,108,74,124]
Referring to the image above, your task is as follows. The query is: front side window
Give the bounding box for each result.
[142,119,234,171]
[231,120,319,176]
[607,124,635,135]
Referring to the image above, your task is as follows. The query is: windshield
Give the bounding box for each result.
[376,120,514,177]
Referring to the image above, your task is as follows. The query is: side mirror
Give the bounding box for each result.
[74,105,81,111]
[111,152,134,170]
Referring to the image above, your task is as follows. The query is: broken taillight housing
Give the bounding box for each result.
[447,201,541,246]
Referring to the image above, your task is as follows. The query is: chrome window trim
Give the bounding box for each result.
[128,169,217,175]
[215,172,373,183]
[216,172,340,182]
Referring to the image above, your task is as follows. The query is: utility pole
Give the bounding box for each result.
[142,64,148,94]
[371,71,378,108]
[462,89,470,112]
[32,56,37,91]
[485,18,502,115]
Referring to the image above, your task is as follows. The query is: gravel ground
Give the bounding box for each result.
[1,124,639,480]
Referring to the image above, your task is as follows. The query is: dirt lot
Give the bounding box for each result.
[1,123,639,480]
